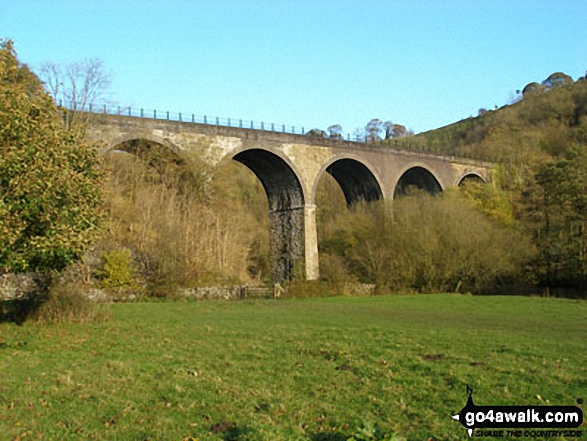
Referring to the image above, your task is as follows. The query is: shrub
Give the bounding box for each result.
[319,253,358,294]
[318,193,534,294]
[96,248,138,290]
[0,39,103,273]
[101,151,265,296]
[32,279,109,323]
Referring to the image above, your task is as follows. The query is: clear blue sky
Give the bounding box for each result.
[2,0,586,134]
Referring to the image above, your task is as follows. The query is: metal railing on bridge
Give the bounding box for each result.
[59,100,358,140]
[56,100,485,161]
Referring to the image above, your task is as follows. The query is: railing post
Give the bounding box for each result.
[239,119,243,128]
[261,122,264,130]
[141,108,144,118]
[216,117,219,125]
[204,115,207,124]
[179,112,182,122]
[128,107,131,116]
[228,118,231,127]
[89,103,92,113]
[167,111,169,120]
[282,124,285,133]
[271,123,274,131]
[192,114,195,123]
[302,126,304,135]
[103,104,106,114]
[251,120,254,129]
[292,126,295,134]
[117,106,121,115]
[154,109,157,119]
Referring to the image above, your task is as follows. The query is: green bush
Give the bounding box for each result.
[96,248,138,290]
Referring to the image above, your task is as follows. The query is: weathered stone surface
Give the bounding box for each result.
[86,115,492,282]
[0,273,49,301]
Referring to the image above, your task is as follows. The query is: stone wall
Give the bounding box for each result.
[0,273,49,301]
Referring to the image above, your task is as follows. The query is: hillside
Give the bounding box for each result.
[391,75,587,188]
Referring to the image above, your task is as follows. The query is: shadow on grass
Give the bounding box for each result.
[0,273,50,325]
[0,297,46,325]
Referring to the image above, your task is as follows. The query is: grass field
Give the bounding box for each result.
[1,294,585,440]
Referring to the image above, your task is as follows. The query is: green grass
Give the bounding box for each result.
[1,294,586,440]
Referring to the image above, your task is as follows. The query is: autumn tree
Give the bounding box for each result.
[0,39,104,273]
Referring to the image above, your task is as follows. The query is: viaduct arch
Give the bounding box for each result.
[89,114,492,282]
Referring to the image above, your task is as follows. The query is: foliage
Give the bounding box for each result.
[521,145,587,288]
[327,124,343,139]
[306,128,328,138]
[459,180,514,225]
[32,278,109,323]
[101,145,268,295]
[318,193,533,294]
[405,73,586,165]
[95,248,138,290]
[542,72,574,90]
[0,39,104,273]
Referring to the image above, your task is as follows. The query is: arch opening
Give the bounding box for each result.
[232,149,305,283]
[394,166,442,198]
[111,138,184,168]
[458,173,486,187]
[325,158,384,205]
[109,138,206,196]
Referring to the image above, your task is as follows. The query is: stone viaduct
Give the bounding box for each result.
[85,114,492,283]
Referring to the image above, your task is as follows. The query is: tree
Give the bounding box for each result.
[522,82,544,97]
[38,57,111,127]
[0,39,104,273]
[383,121,411,139]
[356,119,413,142]
[364,118,385,141]
[522,145,587,288]
[327,124,343,140]
[305,128,327,138]
[542,72,573,90]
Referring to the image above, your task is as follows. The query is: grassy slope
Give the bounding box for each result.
[1,295,585,440]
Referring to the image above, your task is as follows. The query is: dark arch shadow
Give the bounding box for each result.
[111,138,185,170]
[233,149,305,283]
[325,158,383,205]
[458,173,486,187]
[394,166,442,198]
[109,138,208,196]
